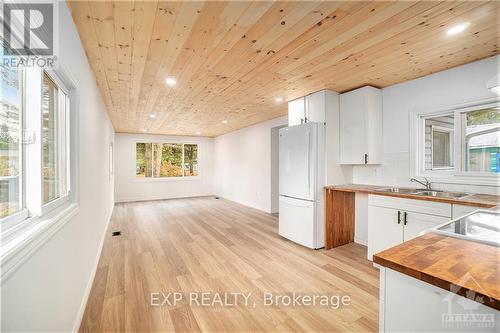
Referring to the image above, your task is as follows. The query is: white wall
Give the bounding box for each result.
[114,133,214,202]
[214,116,288,213]
[1,3,115,332]
[353,55,500,194]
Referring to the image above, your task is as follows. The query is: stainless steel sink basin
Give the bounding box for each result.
[429,210,500,247]
[374,187,470,199]
[375,187,422,194]
[415,190,470,199]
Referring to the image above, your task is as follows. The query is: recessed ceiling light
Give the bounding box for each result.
[447,22,470,35]
[275,96,284,102]
[196,131,201,135]
[142,129,147,132]
[149,113,156,119]
[165,77,177,86]
[222,119,228,124]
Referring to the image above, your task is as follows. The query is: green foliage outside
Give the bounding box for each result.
[467,108,500,126]
[136,143,198,178]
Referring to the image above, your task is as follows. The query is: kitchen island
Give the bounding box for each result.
[324,184,500,331]
[373,231,499,332]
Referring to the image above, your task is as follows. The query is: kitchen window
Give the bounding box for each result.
[136,142,198,178]
[462,108,500,173]
[414,100,500,183]
[424,114,454,170]
[1,67,71,225]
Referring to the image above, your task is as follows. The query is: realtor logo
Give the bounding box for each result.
[2,2,54,55]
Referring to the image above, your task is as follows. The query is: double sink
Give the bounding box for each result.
[374,187,470,199]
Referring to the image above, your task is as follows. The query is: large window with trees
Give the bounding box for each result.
[136,143,198,178]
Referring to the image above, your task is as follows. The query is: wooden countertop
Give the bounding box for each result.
[324,184,499,208]
[373,232,500,310]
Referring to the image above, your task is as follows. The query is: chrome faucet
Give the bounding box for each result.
[410,177,432,190]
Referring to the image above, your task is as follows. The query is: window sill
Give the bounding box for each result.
[0,203,79,283]
[132,176,201,183]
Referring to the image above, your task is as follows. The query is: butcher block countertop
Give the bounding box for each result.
[373,232,500,311]
[324,184,500,208]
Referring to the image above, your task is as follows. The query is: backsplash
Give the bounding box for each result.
[352,153,499,195]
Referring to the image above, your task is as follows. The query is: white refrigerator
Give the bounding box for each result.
[278,122,325,249]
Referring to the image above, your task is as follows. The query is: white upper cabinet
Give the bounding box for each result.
[305,90,326,124]
[288,90,329,126]
[288,97,306,126]
[339,86,382,164]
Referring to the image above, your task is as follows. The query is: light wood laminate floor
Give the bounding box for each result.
[80,197,378,332]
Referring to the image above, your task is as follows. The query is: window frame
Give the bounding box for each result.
[430,124,454,170]
[109,141,114,179]
[410,97,500,186]
[1,65,78,281]
[1,68,72,225]
[40,70,71,214]
[134,140,200,181]
[0,66,28,227]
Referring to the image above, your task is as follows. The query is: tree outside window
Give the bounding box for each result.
[136,143,198,178]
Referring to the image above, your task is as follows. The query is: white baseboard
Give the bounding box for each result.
[215,195,271,214]
[72,203,114,332]
[354,237,367,246]
[115,193,214,204]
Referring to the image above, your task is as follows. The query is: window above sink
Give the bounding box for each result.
[410,97,500,187]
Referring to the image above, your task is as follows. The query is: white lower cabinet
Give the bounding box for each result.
[379,267,498,333]
[367,195,451,260]
[403,211,449,241]
[368,206,403,260]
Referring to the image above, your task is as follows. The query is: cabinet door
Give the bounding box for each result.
[368,205,403,260]
[305,91,325,123]
[383,268,499,333]
[403,212,449,241]
[288,97,305,126]
[339,92,367,164]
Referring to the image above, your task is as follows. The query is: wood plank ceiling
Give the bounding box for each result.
[67,1,499,137]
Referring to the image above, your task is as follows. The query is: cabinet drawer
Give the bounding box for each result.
[368,195,451,218]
